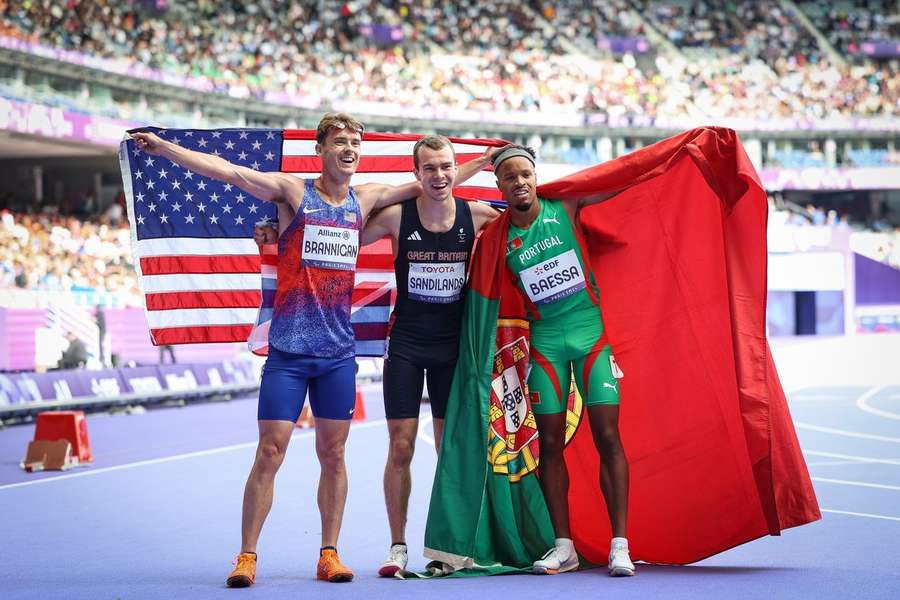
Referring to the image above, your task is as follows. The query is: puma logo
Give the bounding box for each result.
[603,381,618,392]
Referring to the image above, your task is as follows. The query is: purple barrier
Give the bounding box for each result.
[119,366,166,395]
[855,253,900,305]
[597,36,651,54]
[0,35,216,93]
[0,362,256,406]
[758,167,900,191]
[860,40,900,58]
[0,96,136,146]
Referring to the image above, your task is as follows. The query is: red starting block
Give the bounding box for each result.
[33,411,93,463]
[21,439,75,472]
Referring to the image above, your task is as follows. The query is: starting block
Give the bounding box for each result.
[21,439,76,472]
[33,411,93,463]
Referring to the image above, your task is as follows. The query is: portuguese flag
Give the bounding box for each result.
[423,127,820,573]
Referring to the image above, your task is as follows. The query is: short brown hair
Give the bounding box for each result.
[413,135,456,169]
[316,112,365,144]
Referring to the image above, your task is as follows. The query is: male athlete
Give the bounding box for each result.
[490,145,635,577]
[361,136,501,576]
[131,114,492,586]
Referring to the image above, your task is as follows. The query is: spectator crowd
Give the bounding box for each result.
[0,208,139,300]
[0,0,896,125]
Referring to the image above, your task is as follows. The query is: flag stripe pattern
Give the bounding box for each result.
[120,128,504,354]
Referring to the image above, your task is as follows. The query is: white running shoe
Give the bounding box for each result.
[378,544,408,577]
[533,543,579,574]
[608,539,635,577]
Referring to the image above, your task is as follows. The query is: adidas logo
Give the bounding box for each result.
[407,230,422,241]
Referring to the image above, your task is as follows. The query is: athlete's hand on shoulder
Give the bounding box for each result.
[253,223,279,246]
[131,131,167,155]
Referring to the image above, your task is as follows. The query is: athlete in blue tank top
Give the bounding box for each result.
[132,115,495,585]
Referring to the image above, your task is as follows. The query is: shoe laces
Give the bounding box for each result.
[388,545,407,562]
[233,553,255,569]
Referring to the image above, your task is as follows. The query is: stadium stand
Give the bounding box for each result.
[1,0,896,124]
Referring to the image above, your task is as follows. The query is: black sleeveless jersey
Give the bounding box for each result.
[390,198,476,343]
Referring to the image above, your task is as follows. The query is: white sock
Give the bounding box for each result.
[611,537,629,550]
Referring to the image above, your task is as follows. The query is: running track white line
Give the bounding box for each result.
[820,509,900,523]
[803,450,900,465]
[855,385,900,421]
[811,476,900,491]
[795,423,900,443]
[0,418,388,492]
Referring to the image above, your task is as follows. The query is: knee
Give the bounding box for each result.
[388,437,415,468]
[255,442,286,474]
[593,425,622,454]
[538,431,566,457]
[316,441,346,471]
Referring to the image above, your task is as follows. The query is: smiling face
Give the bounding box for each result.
[414,145,458,202]
[495,156,537,213]
[316,127,362,181]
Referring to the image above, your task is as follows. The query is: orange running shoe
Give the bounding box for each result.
[226,552,257,588]
[316,548,354,582]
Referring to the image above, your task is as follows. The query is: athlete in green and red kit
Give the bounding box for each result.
[493,145,635,577]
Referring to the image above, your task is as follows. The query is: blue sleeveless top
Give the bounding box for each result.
[268,179,361,358]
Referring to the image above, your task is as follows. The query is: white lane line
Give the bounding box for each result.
[796,423,900,444]
[807,460,869,467]
[803,450,900,466]
[418,413,435,448]
[0,419,387,492]
[812,476,900,491]
[821,509,900,523]
[856,385,900,421]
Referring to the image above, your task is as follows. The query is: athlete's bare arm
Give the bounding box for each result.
[131,131,303,207]
[355,182,421,220]
[361,204,402,246]
[354,144,504,220]
[469,201,502,232]
[456,144,506,186]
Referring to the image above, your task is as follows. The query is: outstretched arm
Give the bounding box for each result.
[356,180,422,219]
[456,144,506,186]
[355,144,506,218]
[131,131,300,205]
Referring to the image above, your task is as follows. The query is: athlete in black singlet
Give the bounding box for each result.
[361,136,500,576]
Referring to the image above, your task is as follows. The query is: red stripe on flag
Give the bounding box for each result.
[141,255,261,275]
[151,324,254,345]
[352,322,390,340]
[146,290,262,310]
[281,154,485,173]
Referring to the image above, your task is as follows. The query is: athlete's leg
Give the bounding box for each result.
[241,348,310,552]
[308,357,357,548]
[574,343,628,539]
[528,341,573,539]
[384,418,418,543]
[424,354,455,453]
[382,351,425,544]
[240,420,296,553]
[586,404,628,538]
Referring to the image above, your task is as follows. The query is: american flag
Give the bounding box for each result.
[119,128,503,355]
